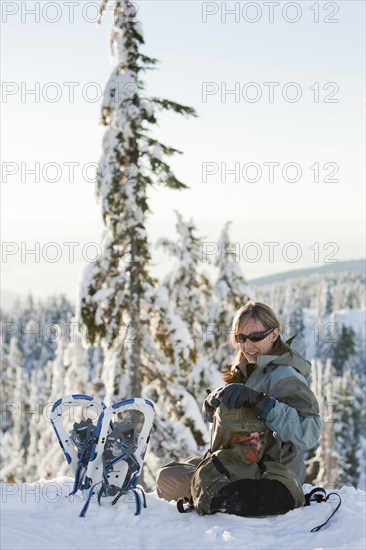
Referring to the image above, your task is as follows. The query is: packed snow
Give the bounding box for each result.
[1,477,365,550]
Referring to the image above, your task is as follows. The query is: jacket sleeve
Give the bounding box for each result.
[264,370,322,451]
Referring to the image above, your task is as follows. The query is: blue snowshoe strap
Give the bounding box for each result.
[304,487,342,532]
[136,485,147,509]
[79,482,102,518]
[69,420,97,495]
[96,482,146,516]
[110,485,146,515]
[131,489,142,515]
[128,486,147,515]
[69,462,85,496]
[71,419,96,461]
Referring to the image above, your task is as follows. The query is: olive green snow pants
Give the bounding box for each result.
[156,455,203,502]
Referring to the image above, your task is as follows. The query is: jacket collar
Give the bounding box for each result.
[255,349,311,377]
[256,354,279,369]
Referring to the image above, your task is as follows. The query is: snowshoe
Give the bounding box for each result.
[81,398,155,516]
[51,395,155,517]
[50,394,106,491]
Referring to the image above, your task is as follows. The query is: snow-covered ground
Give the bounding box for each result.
[1,477,365,550]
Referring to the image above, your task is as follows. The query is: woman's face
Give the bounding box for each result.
[237,318,279,363]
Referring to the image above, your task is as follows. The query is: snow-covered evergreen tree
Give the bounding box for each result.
[1,338,15,433]
[307,358,342,489]
[206,222,253,374]
[35,329,75,481]
[25,365,50,480]
[0,295,75,482]
[1,339,29,482]
[332,367,364,487]
[155,212,211,383]
[148,212,213,450]
[330,325,356,375]
[79,0,196,401]
[63,326,93,396]
[306,347,366,490]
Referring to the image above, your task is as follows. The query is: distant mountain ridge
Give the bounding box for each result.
[2,259,365,311]
[249,259,365,286]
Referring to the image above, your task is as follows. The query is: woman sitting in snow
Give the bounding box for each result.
[156,300,322,516]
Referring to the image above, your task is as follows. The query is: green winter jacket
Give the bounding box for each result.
[243,339,321,483]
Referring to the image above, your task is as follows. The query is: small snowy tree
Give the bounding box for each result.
[1,339,29,482]
[63,327,93,396]
[206,222,253,374]
[332,367,364,487]
[330,325,356,375]
[1,338,15,433]
[31,334,69,478]
[156,212,211,382]
[307,358,342,488]
[148,212,213,449]
[25,366,50,480]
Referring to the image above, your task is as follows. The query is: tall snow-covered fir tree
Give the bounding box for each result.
[79,0,196,400]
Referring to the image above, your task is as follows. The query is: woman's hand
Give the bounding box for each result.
[216,383,276,420]
[202,387,223,423]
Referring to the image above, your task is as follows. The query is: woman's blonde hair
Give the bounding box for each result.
[223,300,291,384]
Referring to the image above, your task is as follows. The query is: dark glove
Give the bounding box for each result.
[202,387,223,423]
[216,383,276,420]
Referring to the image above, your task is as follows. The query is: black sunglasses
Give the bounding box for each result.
[235,327,274,344]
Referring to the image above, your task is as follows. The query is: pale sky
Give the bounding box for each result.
[1,0,365,303]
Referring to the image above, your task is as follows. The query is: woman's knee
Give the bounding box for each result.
[156,461,195,502]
